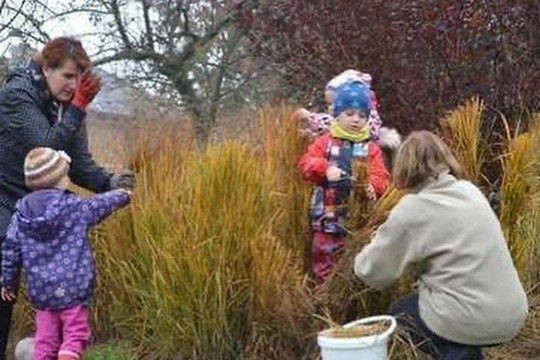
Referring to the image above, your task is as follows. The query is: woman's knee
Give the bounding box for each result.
[388,293,419,317]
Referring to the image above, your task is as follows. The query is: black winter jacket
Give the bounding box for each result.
[0,60,111,225]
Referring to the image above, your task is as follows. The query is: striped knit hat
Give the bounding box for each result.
[24,148,71,190]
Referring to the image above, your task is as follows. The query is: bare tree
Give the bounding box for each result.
[85,0,265,145]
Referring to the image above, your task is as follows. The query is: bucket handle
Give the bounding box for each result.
[344,315,397,341]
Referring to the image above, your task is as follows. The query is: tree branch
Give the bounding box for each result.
[44,7,111,22]
[110,0,133,50]
[0,0,27,35]
[93,49,166,66]
[141,0,155,50]
[0,0,7,13]
[30,0,55,16]
[181,5,191,36]
[3,2,50,43]
[196,10,237,48]
[208,27,243,127]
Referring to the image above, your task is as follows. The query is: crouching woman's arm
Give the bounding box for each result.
[354,209,420,290]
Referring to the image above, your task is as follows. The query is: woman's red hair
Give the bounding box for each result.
[34,37,91,70]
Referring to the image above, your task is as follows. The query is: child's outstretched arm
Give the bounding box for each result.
[368,142,390,197]
[1,218,22,299]
[298,134,330,183]
[80,189,131,226]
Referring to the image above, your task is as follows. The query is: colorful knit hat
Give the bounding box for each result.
[24,147,71,190]
[325,69,372,93]
[332,81,372,118]
[308,113,333,134]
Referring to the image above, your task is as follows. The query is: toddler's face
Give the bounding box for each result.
[337,109,368,133]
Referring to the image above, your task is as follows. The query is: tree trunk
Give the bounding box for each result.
[171,71,211,147]
[207,29,245,142]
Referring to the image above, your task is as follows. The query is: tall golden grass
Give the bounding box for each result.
[499,114,540,285]
[440,99,540,285]
[9,103,540,360]
[94,141,314,358]
[440,104,540,360]
[439,97,486,184]
[258,104,312,267]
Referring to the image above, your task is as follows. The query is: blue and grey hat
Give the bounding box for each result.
[332,81,372,118]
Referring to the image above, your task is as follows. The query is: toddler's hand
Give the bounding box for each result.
[326,166,343,182]
[1,287,15,302]
[119,188,132,196]
[366,184,377,202]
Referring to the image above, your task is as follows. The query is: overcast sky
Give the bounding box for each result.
[2,1,112,61]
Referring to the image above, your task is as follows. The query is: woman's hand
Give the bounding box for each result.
[110,170,136,191]
[71,70,101,110]
[1,287,15,302]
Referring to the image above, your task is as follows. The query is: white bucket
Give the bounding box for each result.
[317,315,397,360]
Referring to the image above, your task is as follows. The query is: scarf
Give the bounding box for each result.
[330,121,370,143]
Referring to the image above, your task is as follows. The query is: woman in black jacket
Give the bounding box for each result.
[0,37,134,359]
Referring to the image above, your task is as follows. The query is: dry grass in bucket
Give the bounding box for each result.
[321,321,392,339]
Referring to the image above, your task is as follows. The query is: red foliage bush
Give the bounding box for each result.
[237,0,540,133]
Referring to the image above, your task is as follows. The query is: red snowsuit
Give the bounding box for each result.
[298,133,389,284]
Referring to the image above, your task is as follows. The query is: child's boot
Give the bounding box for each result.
[14,337,34,360]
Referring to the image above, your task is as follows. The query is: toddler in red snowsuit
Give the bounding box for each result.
[298,81,389,285]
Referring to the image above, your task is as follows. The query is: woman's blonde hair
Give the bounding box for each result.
[393,131,462,189]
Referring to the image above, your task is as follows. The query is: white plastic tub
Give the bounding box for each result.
[317,315,397,360]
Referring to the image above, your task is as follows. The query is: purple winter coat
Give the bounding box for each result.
[0,188,130,310]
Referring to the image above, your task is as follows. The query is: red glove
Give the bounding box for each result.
[71,70,101,110]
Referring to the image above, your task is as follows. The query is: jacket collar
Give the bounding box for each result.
[412,170,456,193]
[25,59,61,115]
[26,60,46,89]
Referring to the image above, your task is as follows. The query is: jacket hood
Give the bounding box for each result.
[6,59,48,96]
[14,188,70,240]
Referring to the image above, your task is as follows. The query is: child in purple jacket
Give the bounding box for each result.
[0,147,131,360]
